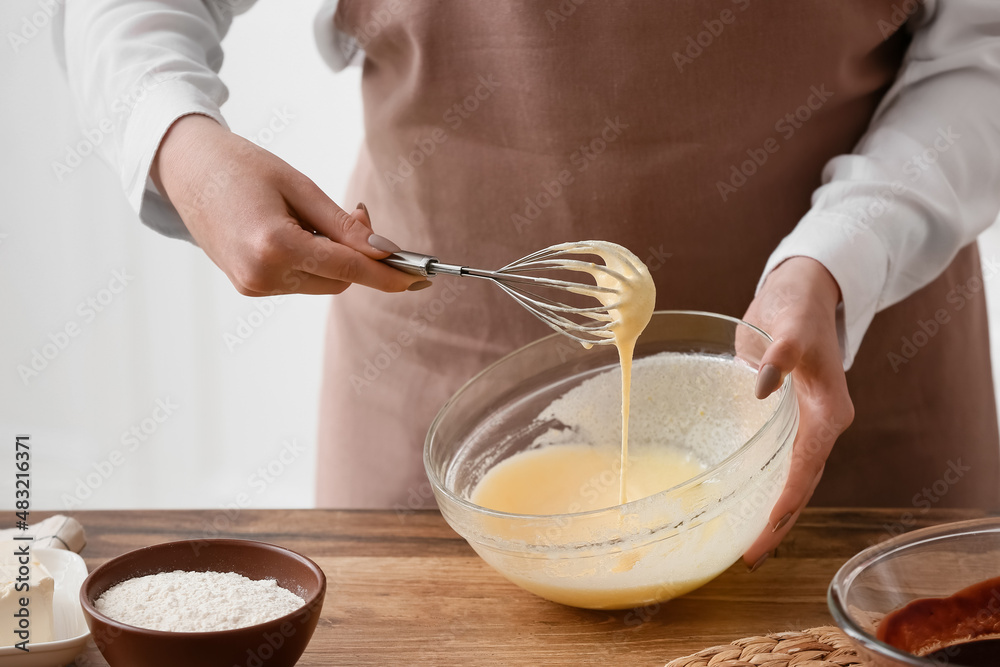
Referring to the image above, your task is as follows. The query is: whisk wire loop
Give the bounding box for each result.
[382,242,644,346]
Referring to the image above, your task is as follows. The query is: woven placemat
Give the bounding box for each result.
[665,625,866,666]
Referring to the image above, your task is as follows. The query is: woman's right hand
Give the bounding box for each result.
[151,114,421,296]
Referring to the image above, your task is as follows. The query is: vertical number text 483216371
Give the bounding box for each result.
[12,435,33,651]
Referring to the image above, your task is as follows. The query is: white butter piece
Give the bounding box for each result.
[0,548,55,647]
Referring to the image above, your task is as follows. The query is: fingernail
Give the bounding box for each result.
[747,552,771,574]
[369,233,401,254]
[772,512,793,533]
[755,363,782,399]
[356,202,369,216]
[407,280,433,291]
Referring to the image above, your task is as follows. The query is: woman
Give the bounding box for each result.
[60,0,1000,568]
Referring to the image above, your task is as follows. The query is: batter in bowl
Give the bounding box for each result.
[468,349,779,608]
[472,240,660,511]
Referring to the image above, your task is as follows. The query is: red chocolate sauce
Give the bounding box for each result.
[876,575,1000,663]
[925,637,1000,666]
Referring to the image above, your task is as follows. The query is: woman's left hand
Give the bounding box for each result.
[740,256,855,571]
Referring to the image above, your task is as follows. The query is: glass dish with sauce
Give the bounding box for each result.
[424,311,798,609]
[829,517,1000,666]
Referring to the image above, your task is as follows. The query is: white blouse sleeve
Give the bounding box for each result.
[757,0,1000,369]
[57,0,257,241]
[313,0,361,72]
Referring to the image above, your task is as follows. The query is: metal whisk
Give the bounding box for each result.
[382,242,635,346]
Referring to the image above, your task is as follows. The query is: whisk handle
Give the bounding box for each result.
[382,251,465,277]
[382,251,436,276]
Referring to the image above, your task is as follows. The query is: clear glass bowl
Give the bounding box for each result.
[829,517,1000,666]
[424,310,798,609]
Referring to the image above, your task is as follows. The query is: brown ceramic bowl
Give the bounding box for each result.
[80,539,326,667]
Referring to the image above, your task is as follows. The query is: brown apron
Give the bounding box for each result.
[317,1,1000,510]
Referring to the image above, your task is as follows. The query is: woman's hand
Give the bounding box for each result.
[151,114,421,296]
[740,256,855,570]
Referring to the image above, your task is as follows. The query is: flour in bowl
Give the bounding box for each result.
[95,570,305,632]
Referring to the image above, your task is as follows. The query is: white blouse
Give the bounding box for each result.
[57,0,1000,368]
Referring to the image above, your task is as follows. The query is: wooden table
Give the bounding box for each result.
[66,508,990,666]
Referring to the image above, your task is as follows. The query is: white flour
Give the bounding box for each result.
[95,570,305,632]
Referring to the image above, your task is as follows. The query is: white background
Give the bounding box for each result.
[2,0,1000,511]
